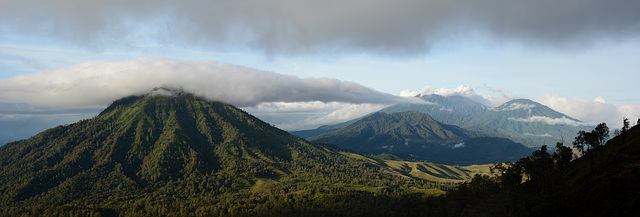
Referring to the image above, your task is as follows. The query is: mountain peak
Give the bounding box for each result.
[495,98,540,112]
[0,93,465,214]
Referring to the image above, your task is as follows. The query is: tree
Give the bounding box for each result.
[622,118,630,133]
[553,142,573,171]
[592,123,609,151]
[573,123,609,174]
[572,130,589,154]
[622,118,630,142]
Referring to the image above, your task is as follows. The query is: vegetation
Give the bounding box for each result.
[309,111,532,165]
[0,92,484,216]
[441,122,640,217]
[1,91,637,216]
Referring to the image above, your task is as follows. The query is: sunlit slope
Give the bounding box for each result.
[0,90,489,216]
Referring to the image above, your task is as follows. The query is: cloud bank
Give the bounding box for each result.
[508,116,588,127]
[499,103,536,111]
[0,57,413,107]
[2,0,639,57]
[535,94,640,129]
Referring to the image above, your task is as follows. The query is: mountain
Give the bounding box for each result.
[310,111,532,165]
[297,95,592,147]
[290,94,486,138]
[0,90,484,216]
[471,98,591,146]
[380,94,488,127]
[290,118,360,138]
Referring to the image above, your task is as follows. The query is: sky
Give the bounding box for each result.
[1,0,640,144]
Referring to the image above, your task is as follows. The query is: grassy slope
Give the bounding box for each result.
[0,93,497,216]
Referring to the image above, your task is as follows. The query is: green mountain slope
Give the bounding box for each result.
[310,111,532,165]
[0,90,485,216]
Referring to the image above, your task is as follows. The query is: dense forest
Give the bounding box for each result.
[0,92,638,216]
[0,93,462,216]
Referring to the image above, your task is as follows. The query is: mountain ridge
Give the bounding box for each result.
[293,95,592,147]
[309,111,532,165]
[0,91,484,216]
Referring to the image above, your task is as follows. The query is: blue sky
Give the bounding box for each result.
[1,0,640,143]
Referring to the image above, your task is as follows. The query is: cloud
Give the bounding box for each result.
[499,103,536,111]
[0,57,414,107]
[452,142,465,149]
[508,116,588,127]
[535,94,640,129]
[417,85,475,97]
[523,133,552,137]
[2,0,639,57]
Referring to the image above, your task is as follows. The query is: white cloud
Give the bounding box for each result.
[418,85,475,97]
[0,57,414,107]
[508,116,590,127]
[523,133,552,137]
[500,103,536,111]
[452,142,465,149]
[535,94,640,129]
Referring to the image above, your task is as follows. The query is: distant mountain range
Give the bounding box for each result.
[0,90,483,216]
[293,94,593,147]
[310,111,532,165]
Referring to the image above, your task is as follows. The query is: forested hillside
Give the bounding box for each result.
[310,111,532,165]
[0,91,481,216]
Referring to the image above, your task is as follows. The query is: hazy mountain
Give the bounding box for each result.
[380,94,488,127]
[290,118,360,138]
[310,111,532,165]
[296,95,592,147]
[470,98,591,146]
[0,90,481,216]
[291,94,486,138]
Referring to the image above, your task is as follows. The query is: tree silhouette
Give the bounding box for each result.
[572,130,589,153]
[553,142,573,171]
[592,123,609,151]
[621,118,629,142]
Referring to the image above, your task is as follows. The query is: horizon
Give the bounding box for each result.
[1,0,639,143]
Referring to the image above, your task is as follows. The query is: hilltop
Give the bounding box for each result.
[310,111,532,165]
[0,90,486,216]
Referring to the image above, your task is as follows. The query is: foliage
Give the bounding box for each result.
[442,125,640,217]
[309,111,532,165]
[0,93,476,216]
